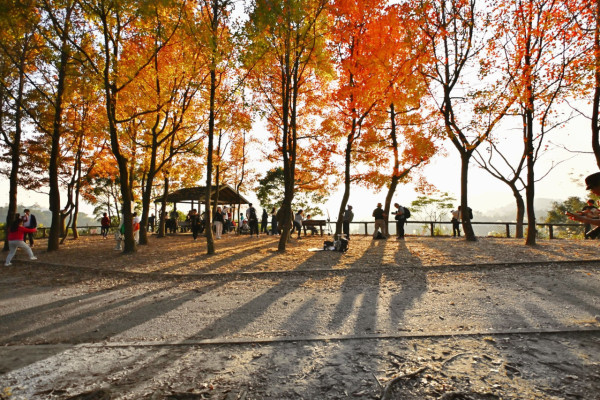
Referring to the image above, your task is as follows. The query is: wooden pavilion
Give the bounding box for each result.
[153,184,251,214]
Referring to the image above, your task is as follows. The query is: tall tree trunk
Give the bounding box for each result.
[460,153,476,241]
[593,0,600,168]
[47,9,72,252]
[509,184,525,238]
[277,27,294,252]
[525,108,536,245]
[383,104,400,237]
[3,45,27,252]
[205,1,218,254]
[335,130,354,238]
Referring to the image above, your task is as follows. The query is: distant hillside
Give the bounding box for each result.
[0,204,99,227]
[478,198,556,223]
[468,198,563,236]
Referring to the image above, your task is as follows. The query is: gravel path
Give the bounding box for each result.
[0,236,599,399]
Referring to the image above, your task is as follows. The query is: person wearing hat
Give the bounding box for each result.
[566,172,600,228]
[372,202,387,239]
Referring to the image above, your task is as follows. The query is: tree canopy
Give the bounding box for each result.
[0,0,593,252]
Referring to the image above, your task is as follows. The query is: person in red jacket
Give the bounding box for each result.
[5,216,38,266]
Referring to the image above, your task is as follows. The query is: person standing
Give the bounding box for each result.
[5,216,38,266]
[451,206,461,237]
[169,209,179,233]
[213,206,224,239]
[261,208,269,234]
[148,213,156,233]
[189,209,200,240]
[132,212,141,244]
[342,205,354,240]
[579,199,599,239]
[372,203,386,239]
[392,203,406,239]
[271,207,279,235]
[21,209,37,247]
[246,203,259,237]
[100,212,111,239]
[293,209,304,239]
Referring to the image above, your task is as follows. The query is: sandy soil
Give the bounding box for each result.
[0,234,599,399]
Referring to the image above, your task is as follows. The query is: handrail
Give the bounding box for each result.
[30,220,585,239]
[345,220,584,239]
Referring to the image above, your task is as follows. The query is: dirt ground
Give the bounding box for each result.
[0,234,599,399]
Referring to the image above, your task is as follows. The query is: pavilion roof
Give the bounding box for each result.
[154,184,250,205]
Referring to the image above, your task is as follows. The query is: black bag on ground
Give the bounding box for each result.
[375,231,385,239]
[334,238,349,252]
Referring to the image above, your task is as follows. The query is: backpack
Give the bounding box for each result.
[248,207,257,221]
[403,207,411,219]
[468,207,473,220]
[375,231,385,239]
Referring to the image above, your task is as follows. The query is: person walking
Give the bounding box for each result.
[261,209,269,234]
[5,216,38,266]
[21,209,37,247]
[392,203,406,240]
[451,206,461,237]
[189,209,200,240]
[213,206,224,239]
[343,205,354,240]
[372,203,386,239]
[100,212,111,239]
[246,203,259,237]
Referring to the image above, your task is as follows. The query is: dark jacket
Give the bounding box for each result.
[373,207,384,220]
[23,214,37,228]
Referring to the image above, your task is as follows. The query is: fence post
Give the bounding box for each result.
[364,222,368,236]
[549,224,554,239]
[506,223,510,238]
[430,223,434,236]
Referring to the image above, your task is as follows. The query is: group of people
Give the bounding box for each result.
[370,202,471,239]
[4,209,38,266]
[371,202,410,240]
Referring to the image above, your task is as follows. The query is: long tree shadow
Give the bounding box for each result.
[0,280,152,343]
[157,238,280,275]
[0,275,234,373]
[478,265,600,333]
[98,250,336,393]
